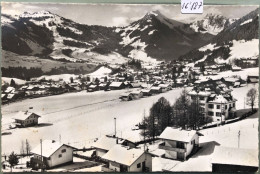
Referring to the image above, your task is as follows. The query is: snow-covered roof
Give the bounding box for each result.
[158,84,171,88]
[188,90,211,96]
[212,146,258,167]
[120,93,131,97]
[7,93,15,99]
[102,145,144,166]
[130,90,142,95]
[121,130,143,143]
[31,140,73,158]
[150,86,161,90]
[12,111,40,121]
[224,77,239,83]
[208,95,232,104]
[159,127,197,143]
[5,87,15,93]
[89,85,97,88]
[109,82,123,87]
[91,136,118,151]
[141,89,151,93]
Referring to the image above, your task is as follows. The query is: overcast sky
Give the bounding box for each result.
[1,2,258,26]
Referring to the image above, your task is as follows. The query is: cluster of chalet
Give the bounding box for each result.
[119,82,172,101]
[188,77,238,122]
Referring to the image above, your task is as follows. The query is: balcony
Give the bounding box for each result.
[159,142,186,153]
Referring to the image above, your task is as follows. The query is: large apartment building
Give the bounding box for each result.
[188,89,237,122]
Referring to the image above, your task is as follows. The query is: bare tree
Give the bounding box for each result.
[20,140,25,156]
[246,88,257,112]
[25,139,31,156]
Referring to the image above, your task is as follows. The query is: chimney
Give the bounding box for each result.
[52,140,55,143]
[116,138,118,144]
[133,154,135,158]
[25,110,28,114]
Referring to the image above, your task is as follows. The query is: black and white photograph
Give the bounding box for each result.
[1,2,259,172]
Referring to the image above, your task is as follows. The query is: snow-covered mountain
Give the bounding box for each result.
[189,13,237,35]
[1,8,258,77]
[179,8,259,66]
[115,10,214,62]
[2,10,214,65]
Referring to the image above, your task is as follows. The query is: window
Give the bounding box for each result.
[177,142,185,149]
[225,105,227,110]
[233,103,235,107]
[137,163,141,168]
[208,111,214,116]
[229,104,232,107]
[61,149,66,153]
[216,112,221,117]
[208,104,214,109]
[58,154,62,158]
[199,96,204,101]
[191,96,196,100]
[217,105,220,109]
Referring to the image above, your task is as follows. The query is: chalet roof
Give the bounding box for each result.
[150,86,161,90]
[5,87,15,93]
[188,90,211,96]
[159,127,197,143]
[212,146,258,167]
[91,136,118,152]
[109,82,123,87]
[102,145,144,166]
[224,77,239,83]
[130,83,141,88]
[7,94,15,99]
[89,85,97,88]
[130,90,142,95]
[31,140,74,158]
[208,94,236,104]
[120,93,131,97]
[141,89,151,93]
[12,111,41,121]
[158,84,170,88]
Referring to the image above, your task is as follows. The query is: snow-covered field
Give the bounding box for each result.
[1,87,185,155]
[1,84,258,160]
[204,67,258,81]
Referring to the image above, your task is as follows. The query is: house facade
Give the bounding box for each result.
[13,111,41,127]
[188,90,237,122]
[159,127,200,161]
[101,145,152,172]
[30,140,74,169]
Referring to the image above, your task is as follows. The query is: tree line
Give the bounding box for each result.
[141,89,206,140]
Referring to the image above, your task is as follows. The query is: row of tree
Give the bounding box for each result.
[141,89,205,140]
[142,87,258,140]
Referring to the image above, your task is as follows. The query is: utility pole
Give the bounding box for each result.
[40,139,43,171]
[114,117,117,138]
[238,130,240,148]
[244,97,246,109]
